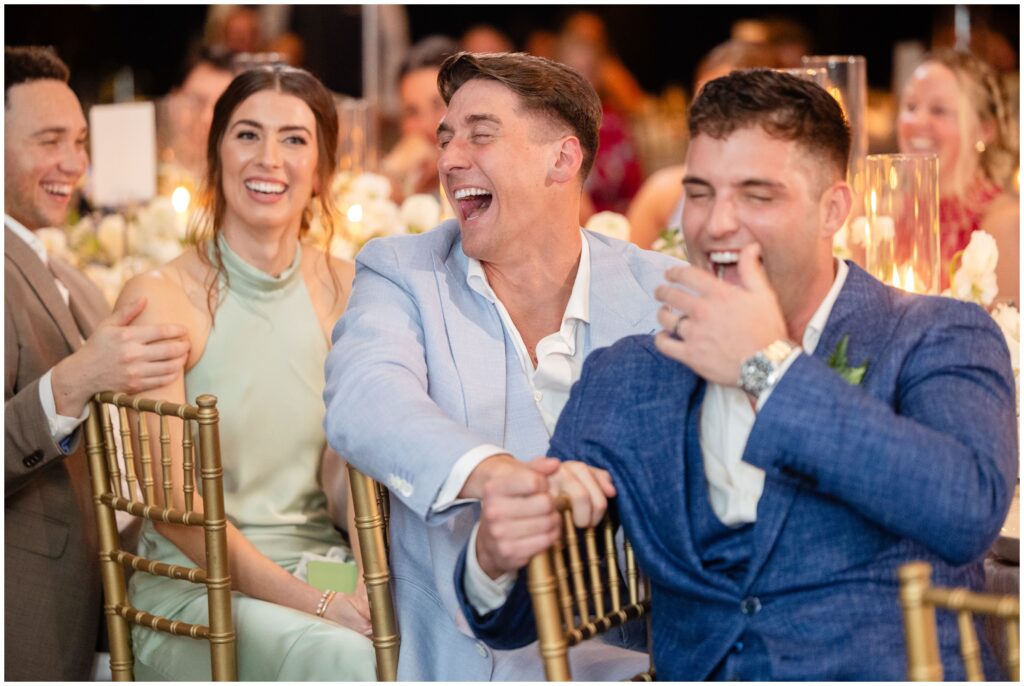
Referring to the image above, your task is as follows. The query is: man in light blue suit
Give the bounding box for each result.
[459,69,1017,680]
[323,51,679,680]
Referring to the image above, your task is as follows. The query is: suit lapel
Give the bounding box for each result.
[4,226,84,351]
[741,261,893,589]
[434,239,509,447]
[585,232,656,354]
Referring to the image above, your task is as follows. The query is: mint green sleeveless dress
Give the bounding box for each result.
[128,237,375,680]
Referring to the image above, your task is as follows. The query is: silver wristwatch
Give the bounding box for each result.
[739,339,798,399]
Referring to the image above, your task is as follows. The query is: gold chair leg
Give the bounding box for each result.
[86,403,135,681]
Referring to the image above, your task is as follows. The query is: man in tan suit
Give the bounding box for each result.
[4,46,190,680]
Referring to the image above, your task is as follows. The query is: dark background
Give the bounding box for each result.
[5,4,1019,106]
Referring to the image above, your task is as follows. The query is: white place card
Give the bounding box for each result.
[89,101,156,207]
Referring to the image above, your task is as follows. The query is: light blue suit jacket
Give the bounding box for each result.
[461,262,1018,680]
[324,220,680,680]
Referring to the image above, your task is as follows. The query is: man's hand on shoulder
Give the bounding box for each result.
[50,297,190,417]
[653,243,787,385]
[474,456,616,580]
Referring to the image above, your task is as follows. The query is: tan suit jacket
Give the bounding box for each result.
[5,224,110,680]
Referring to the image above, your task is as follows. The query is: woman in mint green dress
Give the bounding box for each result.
[117,66,375,680]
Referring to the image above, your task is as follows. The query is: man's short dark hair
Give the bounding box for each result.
[438,51,602,180]
[689,68,851,182]
[5,46,70,99]
[399,35,458,81]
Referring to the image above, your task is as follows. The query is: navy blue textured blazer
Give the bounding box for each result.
[458,262,1017,680]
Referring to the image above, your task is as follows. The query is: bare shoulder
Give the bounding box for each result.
[981,192,1019,231]
[301,243,355,334]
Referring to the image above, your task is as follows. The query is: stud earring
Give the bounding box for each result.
[975,140,987,153]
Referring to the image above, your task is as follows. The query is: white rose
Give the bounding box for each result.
[400,194,441,234]
[950,268,998,306]
[959,230,999,277]
[35,228,70,260]
[141,238,183,266]
[847,216,868,247]
[97,214,127,262]
[871,215,895,242]
[348,172,393,203]
[136,197,179,243]
[361,199,402,237]
[82,264,125,307]
[585,211,631,241]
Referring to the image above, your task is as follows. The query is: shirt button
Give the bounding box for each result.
[732,640,745,653]
[740,597,761,615]
[476,642,489,658]
[533,391,543,402]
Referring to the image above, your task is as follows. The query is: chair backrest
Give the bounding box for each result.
[83,391,236,681]
[347,465,400,680]
[528,496,654,681]
[898,560,1020,681]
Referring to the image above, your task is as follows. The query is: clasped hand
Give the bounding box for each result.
[654,244,787,386]
[475,457,616,580]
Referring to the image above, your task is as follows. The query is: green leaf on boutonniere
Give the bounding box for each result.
[826,334,869,385]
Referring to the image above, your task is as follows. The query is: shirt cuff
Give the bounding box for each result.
[40,369,90,452]
[430,443,507,514]
[756,348,803,411]
[463,523,517,615]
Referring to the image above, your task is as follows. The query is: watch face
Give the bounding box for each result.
[740,354,775,397]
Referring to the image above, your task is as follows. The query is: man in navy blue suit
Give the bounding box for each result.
[456,69,1017,680]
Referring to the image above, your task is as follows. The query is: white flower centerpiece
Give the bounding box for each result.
[943,230,1020,406]
[306,171,447,259]
[59,196,190,305]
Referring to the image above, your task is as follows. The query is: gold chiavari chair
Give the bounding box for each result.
[528,496,654,681]
[347,465,400,680]
[84,392,236,681]
[898,560,1019,681]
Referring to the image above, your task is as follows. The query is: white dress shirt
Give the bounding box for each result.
[436,232,592,610]
[6,214,89,448]
[464,258,850,613]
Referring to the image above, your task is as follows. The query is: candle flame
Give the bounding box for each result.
[892,264,918,293]
[171,186,191,214]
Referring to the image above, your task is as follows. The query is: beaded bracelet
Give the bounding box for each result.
[315,589,337,617]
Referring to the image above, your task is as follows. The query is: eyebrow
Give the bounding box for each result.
[436,113,502,138]
[31,126,85,138]
[682,175,785,191]
[230,119,313,135]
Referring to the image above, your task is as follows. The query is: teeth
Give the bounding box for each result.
[245,180,286,194]
[906,137,935,152]
[42,183,72,196]
[453,187,490,200]
[709,251,740,265]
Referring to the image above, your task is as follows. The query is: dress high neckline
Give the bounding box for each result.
[216,234,302,299]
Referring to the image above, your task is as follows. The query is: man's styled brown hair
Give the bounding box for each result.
[689,68,851,183]
[5,46,70,100]
[438,51,602,179]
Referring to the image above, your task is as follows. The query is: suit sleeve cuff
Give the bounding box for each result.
[430,444,507,513]
[39,369,89,453]
[463,523,517,614]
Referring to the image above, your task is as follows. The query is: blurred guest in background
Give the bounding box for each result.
[628,40,780,249]
[898,49,1019,304]
[524,27,558,60]
[381,35,457,201]
[5,45,190,680]
[117,66,375,680]
[221,5,264,54]
[732,16,813,69]
[561,10,647,117]
[162,46,235,177]
[557,34,644,216]
[461,24,514,54]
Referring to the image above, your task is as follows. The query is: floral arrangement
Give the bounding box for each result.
[943,230,1020,404]
[44,196,189,305]
[306,172,449,259]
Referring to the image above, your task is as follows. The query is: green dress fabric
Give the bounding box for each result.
[128,237,375,680]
